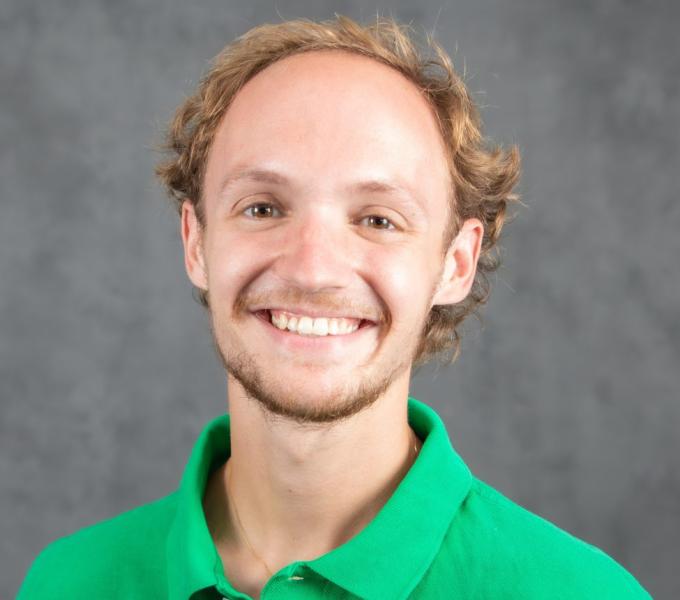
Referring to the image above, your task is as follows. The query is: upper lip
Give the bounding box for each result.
[251,306,379,323]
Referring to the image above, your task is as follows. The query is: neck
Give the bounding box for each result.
[203,374,421,577]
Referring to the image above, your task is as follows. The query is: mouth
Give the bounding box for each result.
[254,309,375,337]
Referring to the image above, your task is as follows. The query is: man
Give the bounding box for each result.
[18,15,649,600]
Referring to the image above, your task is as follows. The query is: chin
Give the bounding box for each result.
[226,354,398,424]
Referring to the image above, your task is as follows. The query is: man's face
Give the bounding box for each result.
[182,50,481,424]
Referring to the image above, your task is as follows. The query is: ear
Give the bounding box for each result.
[180,199,208,291]
[431,218,484,306]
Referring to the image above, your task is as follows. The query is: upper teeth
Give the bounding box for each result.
[270,310,361,336]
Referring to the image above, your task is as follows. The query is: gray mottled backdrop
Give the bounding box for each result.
[1,1,678,597]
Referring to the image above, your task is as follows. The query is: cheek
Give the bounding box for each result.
[206,233,271,301]
[365,246,438,325]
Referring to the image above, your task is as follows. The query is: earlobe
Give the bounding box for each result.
[180,200,208,291]
[431,218,484,306]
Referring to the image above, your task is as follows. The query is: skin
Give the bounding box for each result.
[181,50,483,598]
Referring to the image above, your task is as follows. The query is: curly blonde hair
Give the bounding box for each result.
[155,14,521,366]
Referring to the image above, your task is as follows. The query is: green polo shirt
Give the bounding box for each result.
[18,397,650,599]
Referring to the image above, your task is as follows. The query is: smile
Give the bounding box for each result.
[258,309,373,337]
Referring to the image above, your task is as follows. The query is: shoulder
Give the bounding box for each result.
[434,477,651,599]
[17,492,178,600]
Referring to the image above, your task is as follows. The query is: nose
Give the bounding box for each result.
[272,210,354,292]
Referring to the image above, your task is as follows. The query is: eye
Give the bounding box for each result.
[361,215,396,230]
[243,202,281,219]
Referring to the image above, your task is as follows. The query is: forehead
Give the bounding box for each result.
[204,50,450,206]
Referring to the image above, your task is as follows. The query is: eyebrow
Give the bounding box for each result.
[217,167,424,213]
[218,168,290,196]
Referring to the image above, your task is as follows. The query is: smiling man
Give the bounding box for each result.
[18,15,650,600]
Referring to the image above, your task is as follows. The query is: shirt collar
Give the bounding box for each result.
[166,397,472,600]
[166,414,232,600]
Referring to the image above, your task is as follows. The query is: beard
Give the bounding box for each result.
[206,304,416,426]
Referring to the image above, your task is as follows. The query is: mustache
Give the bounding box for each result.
[234,288,387,324]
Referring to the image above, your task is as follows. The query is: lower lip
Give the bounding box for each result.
[252,311,377,355]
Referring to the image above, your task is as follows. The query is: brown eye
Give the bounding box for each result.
[363,215,395,230]
[244,203,280,218]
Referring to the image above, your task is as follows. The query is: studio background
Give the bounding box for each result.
[2,1,678,598]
